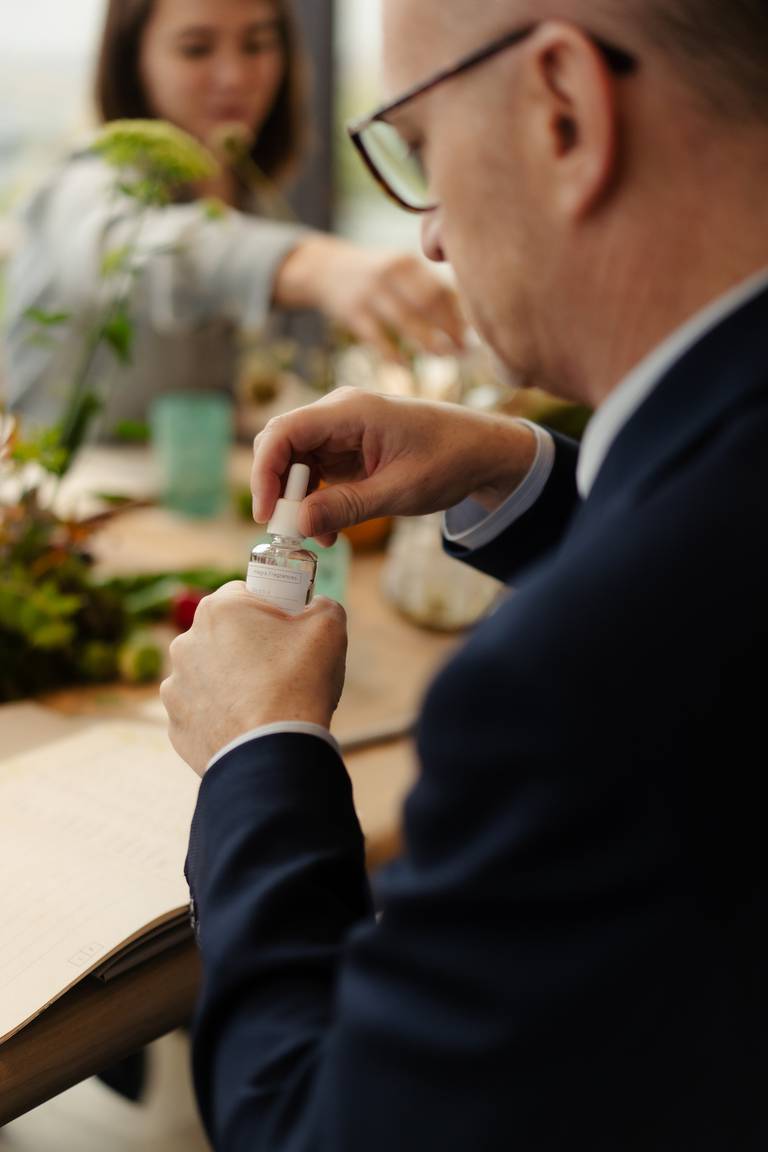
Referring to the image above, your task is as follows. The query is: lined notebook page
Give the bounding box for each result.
[0,720,199,1045]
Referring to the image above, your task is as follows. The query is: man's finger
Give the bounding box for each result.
[251,392,376,524]
[251,405,341,524]
[299,477,390,538]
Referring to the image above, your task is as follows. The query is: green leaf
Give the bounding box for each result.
[77,640,118,682]
[118,634,163,683]
[202,197,228,221]
[124,577,185,618]
[0,586,23,633]
[0,575,82,651]
[111,419,150,444]
[100,246,131,278]
[117,180,145,200]
[10,427,68,476]
[57,391,104,470]
[117,178,169,207]
[30,582,83,620]
[91,492,136,506]
[29,620,77,651]
[24,331,58,350]
[93,119,218,189]
[100,311,134,365]
[24,307,70,328]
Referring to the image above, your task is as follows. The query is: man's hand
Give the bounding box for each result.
[160,583,347,777]
[252,388,538,546]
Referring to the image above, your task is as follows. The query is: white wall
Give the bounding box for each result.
[0,0,103,56]
[0,0,104,205]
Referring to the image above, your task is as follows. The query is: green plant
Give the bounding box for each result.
[0,419,129,699]
[22,119,219,477]
[0,412,242,701]
[2,122,222,697]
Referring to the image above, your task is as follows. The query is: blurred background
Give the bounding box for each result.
[0,0,588,429]
[0,0,421,279]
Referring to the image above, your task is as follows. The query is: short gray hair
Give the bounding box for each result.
[626,1,768,119]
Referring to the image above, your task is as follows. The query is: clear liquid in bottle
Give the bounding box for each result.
[247,534,317,614]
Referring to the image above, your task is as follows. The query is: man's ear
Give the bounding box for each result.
[523,21,621,220]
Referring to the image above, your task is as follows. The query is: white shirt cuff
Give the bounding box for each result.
[206,722,341,775]
[442,420,555,551]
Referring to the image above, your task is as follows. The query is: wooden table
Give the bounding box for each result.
[0,449,467,1125]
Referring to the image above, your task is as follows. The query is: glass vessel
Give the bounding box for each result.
[247,535,317,615]
[382,513,503,632]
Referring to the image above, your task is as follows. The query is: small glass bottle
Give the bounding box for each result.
[246,463,317,614]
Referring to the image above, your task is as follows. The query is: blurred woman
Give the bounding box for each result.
[4,0,464,433]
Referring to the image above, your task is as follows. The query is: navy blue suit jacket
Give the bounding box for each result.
[186,286,768,1150]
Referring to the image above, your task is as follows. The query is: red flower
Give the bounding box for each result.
[171,588,207,632]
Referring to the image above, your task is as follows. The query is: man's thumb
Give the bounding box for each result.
[300,480,386,538]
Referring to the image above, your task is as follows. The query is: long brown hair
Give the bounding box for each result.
[94,0,306,185]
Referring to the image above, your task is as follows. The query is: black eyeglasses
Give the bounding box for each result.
[347,23,638,214]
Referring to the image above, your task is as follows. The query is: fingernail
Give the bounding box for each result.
[307,501,330,537]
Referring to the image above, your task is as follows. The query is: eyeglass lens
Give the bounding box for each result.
[360,120,433,211]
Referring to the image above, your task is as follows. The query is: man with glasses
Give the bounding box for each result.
[163,3,768,1148]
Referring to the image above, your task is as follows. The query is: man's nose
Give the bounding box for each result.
[421,210,446,263]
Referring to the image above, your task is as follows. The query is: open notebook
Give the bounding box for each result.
[0,704,199,1046]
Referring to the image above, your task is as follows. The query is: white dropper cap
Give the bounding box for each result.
[267,463,310,538]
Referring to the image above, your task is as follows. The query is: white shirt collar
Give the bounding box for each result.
[577,266,768,498]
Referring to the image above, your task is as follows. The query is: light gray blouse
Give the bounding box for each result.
[3,152,305,435]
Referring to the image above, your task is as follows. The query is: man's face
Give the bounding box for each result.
[382,1,546,382]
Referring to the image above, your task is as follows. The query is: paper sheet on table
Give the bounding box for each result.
[0,718,199,1045]
[0,703,86,759]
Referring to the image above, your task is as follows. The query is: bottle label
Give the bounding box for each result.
[246,563,311,615]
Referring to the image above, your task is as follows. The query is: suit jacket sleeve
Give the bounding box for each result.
[185,584,695,1152]
[185,733,374,1151]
